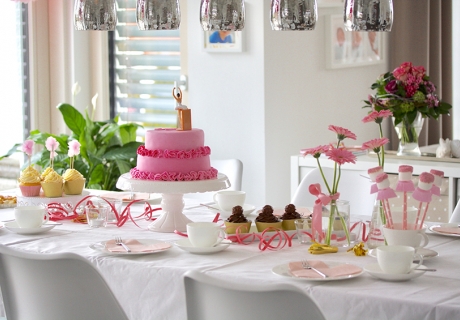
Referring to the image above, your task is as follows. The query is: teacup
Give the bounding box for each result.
[187,222,227,247]
[377,245,423,274]
[213,190,246,212]
[14,206,49,228]
[382,223,429,249]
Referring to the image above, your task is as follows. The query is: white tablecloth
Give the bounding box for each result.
[1,191,460,320]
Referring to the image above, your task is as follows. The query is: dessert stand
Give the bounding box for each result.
[116,173,230,232]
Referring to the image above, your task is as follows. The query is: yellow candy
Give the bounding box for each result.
[308,241,338,254]
[347,242,368,256]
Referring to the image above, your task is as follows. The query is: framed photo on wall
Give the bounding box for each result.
[326,14,384,69]
[203,31,243,53]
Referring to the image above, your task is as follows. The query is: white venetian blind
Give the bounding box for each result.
[110,0,181,134]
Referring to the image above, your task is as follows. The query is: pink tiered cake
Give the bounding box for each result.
[130,128,218,181]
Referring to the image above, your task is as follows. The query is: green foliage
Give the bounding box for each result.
[2,103,142,191]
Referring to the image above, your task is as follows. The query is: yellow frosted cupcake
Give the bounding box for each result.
[18,165,42,197]
[41,169,63,198]
[63,169,85,195]
[40,167,54,180]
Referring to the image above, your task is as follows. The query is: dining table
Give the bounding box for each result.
[1,189,460,320]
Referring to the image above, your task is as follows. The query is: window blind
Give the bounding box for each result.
[110,0,181,135]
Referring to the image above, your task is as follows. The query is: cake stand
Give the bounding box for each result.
[116,173,230,232]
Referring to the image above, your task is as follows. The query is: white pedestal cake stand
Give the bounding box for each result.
[116,173,230,233]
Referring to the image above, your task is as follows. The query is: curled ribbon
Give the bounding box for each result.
[227,227,292,251]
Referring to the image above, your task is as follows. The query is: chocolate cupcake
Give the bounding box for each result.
[281,204,302,230]
[255,205,282,232]
[224,206,252,234]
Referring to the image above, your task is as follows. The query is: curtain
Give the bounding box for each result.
[388,0,453,150]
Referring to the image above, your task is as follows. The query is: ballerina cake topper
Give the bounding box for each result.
[173,83,191,131]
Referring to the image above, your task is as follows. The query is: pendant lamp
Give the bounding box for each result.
[200,0,245,31]
[74,0,117,31]
[270,0,317,31]
[136,0,181,30]
[344,0,393,32]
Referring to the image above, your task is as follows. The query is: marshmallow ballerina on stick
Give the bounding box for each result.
[375,172,397,228]
[395,165,415,230]
[413,172,434,230]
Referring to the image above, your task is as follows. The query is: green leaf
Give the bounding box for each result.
[104,142,142,161]
[57,103,86,137]
[0,143,22,160]
[88,163,105,186]
[114,159,132,174]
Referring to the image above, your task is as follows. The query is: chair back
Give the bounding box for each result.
[184,270,326,320]
[292,167,376,217]
[0,245,129,320]
[449,198,460,223]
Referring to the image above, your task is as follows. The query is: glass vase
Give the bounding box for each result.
[367,202,386,249]
[393,112,424,156]
[325,200,350,247]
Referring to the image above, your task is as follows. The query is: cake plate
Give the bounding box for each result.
[116,173,230,233]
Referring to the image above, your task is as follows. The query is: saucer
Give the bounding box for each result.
[217,204,256,219]
[364,263,427,282]
[173,238,232,254]
[368,248,438,260]
[4,221,55,235]
[90,239,171,255]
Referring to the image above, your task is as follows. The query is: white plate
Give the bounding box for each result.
[174,238,232,254]
[368,248,438,260]
[429,225,460,238]
[4,221,55,235]
[364,263,427,282]
[272,261,364,281]
[89,239,171,255]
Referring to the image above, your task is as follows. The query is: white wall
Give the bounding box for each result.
[187,2,389,208]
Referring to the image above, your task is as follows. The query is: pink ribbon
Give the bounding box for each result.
[226,227,292,251]
[309,184,340,243]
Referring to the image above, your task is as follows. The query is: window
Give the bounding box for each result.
[109,0,182,136]
[0,2,29,155]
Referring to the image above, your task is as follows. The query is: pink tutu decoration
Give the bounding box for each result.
[395,180,415,192]
[412,188,432,202]
[377,188,397,200]
[370,183,378,194]
[430,185,441,196]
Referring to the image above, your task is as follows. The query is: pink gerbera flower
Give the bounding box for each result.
[300,145,330,158]
[328,125,357,141]
[362,110,393,124]
[362,137,389,153]
[325,148,357,165]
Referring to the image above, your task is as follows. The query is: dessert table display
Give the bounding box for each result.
[1,189,460,320]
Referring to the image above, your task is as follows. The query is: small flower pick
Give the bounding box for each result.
[45,137,59,169]
[395,165,415,230]
[68,140,81,169]
[22,140,34,167]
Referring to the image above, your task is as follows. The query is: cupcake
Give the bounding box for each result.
[255,205,282,232]
[18,165,42,197]
[281,204,302,230]
[40,169,63,198]
[40,167,54,181]
[224,205,252,234]
[63,169,85,195]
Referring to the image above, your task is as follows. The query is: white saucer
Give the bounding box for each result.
[429,225,460,238]
[173,238,232,254]
[4,221,55,235]
[368,248,438,260]
[217,204,256,219]
[364,263,427,282]
[90,239,171,255]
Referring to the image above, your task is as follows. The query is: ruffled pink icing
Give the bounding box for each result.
[130,167,218,181]
[136,145,211,159]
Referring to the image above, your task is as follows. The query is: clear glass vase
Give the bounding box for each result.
[367,202,386,249]
[393,112,424,156]
[325,200,350,247]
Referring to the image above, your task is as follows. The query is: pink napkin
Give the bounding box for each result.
[105,239,170,253]
[432,227,460,235]
[288,260,362,279]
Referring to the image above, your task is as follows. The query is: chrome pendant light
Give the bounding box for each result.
[270,0,317,31]
[74,0,118,31]
[344,0,393,32]
[136,0,181,30]
[200,0,245,31]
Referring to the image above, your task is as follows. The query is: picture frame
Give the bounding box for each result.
[326,14,384,69]
[203,31,243,53]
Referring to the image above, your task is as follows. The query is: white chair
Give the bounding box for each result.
[448,198,460,223]
[291,167,376,217]
[183,270,326,320]
[0,245,129,320]
[186,159,243,202]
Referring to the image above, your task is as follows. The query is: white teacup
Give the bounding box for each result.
[14,206,49,229]
[187,222,227,247]
[377,245,423,274]
[213,190,246,212]
[382,223,429,249]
